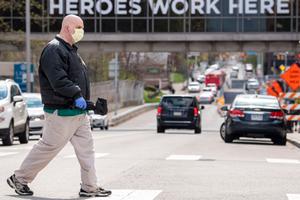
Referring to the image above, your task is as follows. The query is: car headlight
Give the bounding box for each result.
[30,115,45,121]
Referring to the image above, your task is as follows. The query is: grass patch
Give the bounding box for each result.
[170,73,185,83]
[144,90,163,103]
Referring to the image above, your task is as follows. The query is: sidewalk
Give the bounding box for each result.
[287,132,300,148]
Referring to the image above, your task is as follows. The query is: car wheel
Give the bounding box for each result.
[195,127,201,134]
[100,127,104,130]
[19,120,29,144]
[221,124,234,143]
[220,123,226,140]
[273,135,287,146]
[3,121,14,146]
[91,126,94,131]
[105,125,109,130]
[157,126,165,133]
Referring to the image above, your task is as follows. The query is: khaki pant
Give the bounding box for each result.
[14,112,98,192]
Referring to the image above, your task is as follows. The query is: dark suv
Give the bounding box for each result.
[157,95,204,134]
[220,95,287,145]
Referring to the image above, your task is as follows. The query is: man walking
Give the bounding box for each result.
[7,15,112,198]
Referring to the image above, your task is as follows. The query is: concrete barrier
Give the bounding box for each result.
[110,103,158,126]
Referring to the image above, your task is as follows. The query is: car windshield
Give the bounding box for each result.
[234,97,280,109]
[0,84,8,100]
[25,97,43,108]
[189,83,199,86]
[162,97,194,108]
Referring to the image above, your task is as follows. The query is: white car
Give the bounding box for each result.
[188,82,201,93]
[204,84,217,96]
[198,92,214,104]
[23,93,44,136]
[246,78,260,90]
[197,75,205,84]
[0,79,29,145]
[245,64,254,72]
[232,66,239,72]
[88,111,109,130]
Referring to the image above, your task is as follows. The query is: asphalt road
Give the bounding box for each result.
[1,105,300,200]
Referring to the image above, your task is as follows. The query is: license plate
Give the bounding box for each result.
[173,112,182,116]
[251,114,263,121]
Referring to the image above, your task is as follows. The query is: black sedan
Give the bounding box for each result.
[157,95,204,134]
[220,95,287,145]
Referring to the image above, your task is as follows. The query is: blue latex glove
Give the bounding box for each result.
[75,97,87,110]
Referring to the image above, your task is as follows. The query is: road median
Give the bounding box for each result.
[110,103,158,127]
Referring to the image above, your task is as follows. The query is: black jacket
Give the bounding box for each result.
[39,36,90,109]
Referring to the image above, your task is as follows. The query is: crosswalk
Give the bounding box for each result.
[287,194,300,200]
[89,190,162,200]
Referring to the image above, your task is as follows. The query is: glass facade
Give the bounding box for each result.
[0,0,299,33]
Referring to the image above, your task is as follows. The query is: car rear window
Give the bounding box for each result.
[233,97,280,109]
[161,97,194,108]
[0,84,7,100]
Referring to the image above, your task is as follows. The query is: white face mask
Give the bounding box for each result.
[72,28,84,43]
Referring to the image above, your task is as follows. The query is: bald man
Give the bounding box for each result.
[7,15,112,198]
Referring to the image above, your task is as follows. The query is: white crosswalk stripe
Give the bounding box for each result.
[64,153,110,159]
[266,158,300,164]
[89,190,162,200]
[287,194,300,200]
[0,152,19,157]
[166,155,202,161]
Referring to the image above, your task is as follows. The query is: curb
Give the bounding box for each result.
[287,136,300,148]
[110,103,158,127]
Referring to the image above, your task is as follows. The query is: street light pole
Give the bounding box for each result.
[26,0,31,92]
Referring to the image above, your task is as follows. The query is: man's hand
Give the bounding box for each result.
[75,97,87,110]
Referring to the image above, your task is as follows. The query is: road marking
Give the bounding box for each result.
[64,153,110,159]
[266,158,300,164]
[0,152,19,157]
[287,194,300,200]
[0,146,33,150]
[166,155,202,161]
[89,190,162,200]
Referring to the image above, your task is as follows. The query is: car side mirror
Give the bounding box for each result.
[220,106,229,111]
[201,106,205,110]
[13,95,23,103]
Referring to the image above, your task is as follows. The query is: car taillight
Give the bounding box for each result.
[194,107,199,117]
[229,109,245,118]
[0,106,4,113]
[270,111,284,120]
[157,106,162,116]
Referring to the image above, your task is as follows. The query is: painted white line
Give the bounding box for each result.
[0,146,33,150]
[287,194,300,200]
[266,158,300,164]
[89,190,162,200]
[166,155,202,161]
[0,152,19,157]
[64,153,110,159]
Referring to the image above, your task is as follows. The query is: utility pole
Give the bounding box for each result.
[26,0,31,92]
[114,52,119,116]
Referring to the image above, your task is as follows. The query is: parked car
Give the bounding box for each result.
[245,64,254,73]
[198,92,214,104]
[220,94,287,145]
[0,79,29,145]
[188,82,201,93]
[23,93,44,136]
[157,95,204,134]
[88,110,109,130]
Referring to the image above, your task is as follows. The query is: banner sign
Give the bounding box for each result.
[49,0,290,16]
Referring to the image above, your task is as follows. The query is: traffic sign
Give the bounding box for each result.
[280,63,300,91]
[14,63,34,92]
[279,65,285,72]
